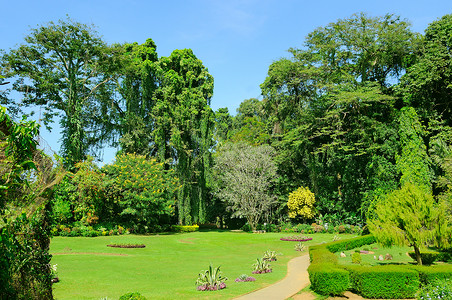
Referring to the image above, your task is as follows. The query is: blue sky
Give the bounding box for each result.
[1,0,452,163]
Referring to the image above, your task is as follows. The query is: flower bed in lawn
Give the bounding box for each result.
[107,244,146,248]
[280,236,313,242]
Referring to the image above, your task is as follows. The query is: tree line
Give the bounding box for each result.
[2,12,452,298]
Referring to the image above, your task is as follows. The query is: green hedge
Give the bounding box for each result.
[407,251,440,265]
[409,264,452,284]
[326,235,376,253]
[171,225,199,232]
[347,265,419,299]
[308,263,349,295]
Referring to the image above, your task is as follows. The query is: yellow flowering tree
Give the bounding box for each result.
[103,153,180,232]
[287,186,316,221]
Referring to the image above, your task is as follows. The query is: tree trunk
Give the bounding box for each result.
[413,243,422,265]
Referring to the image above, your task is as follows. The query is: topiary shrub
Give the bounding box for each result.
[351,252,361,264]
[308,263,349,295]
[171,225,199,232]
[326,235,376,253]
[408,251,440,265]
[119,292,147,300]
[409,264,452,284]
[346,265,419,299]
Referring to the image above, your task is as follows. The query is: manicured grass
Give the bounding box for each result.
[336,243,417,266]
[50,231,355,299]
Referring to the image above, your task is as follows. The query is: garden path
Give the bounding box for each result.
[234,253,310,300]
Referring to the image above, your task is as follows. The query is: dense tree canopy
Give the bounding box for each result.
[1,18,120,167]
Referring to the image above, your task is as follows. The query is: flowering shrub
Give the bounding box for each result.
[280,236,313,242]
[235,274,256,282]
[171,225,199,232]
[416,278,452,300]
[196,265,227,291]
[252,258,272,274]
[288,186,316,219]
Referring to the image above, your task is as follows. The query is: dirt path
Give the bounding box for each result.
[234,253,310,300]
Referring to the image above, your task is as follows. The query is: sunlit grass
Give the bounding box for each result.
[50,231,355,299]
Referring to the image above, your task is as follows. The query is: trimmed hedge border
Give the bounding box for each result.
[307,234,452,298]
[171,225,199,232]
[346,265,419,299]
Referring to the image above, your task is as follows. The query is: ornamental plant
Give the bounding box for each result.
[102,153,180,233]
[262,250,277,261]
[235,274,256,282]
[252,258,272,274]
[280,235,313,242]
[196,265,227,291]
[294,242,306,252]
[287,186,316,220]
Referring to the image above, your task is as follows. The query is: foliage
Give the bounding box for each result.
[410,264,452,284]
[234,274,256,282]
[252,258,272,274]
[102,153,179,232]
[287,186,316,220]
[153,48,215,225]
[260,13,411,225]
[171,225,199,232]
[214,142,277,231]
[325,235,376,253]
[119,292,147,300]
[351,252,361,264]
[416,278,452,300]
[396,107,432,190]
[368,182,449,265]
[408,251,440,265]
[1,211,53,299]
[195,264,227,291]
[1,17,119,167]
[347,265,419,299]
[294,242,306,252]
[280,236,312,242]
[262,250,277,262]
[308,263,349,296]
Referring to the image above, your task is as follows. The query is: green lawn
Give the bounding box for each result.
[336,243,417,266]
[50,231,355,299]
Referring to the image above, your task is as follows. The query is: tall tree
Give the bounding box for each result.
[214,142,277,231]
[260,13,416,224]
[1,17,118,167]
[399,14,452,124]
[153,49,215,225]
[114,39,159,155]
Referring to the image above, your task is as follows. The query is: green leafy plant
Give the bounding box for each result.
[262,250,277,261]
[235,274,256,282]
[196,264,227,291]
[417,278,452,300]
[119,292,147,300]
[295,242,306,252]
[351,252,361,264]
[252,258,272,274]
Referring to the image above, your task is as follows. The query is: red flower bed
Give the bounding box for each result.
[280,236,313,242]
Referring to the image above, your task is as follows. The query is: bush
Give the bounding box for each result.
[416,278,452,300]
[171,225,199,232]
[308,263,349,295]
[408,251,440,265]
[326,235,376,253]
[351,252,361,264]
[347,265,419,299]
[288,186,316,219]
[410,264,452,284]
[119,292,147,300]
